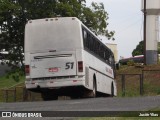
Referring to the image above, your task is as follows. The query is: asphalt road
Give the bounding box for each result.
[0,96,160,119]
[0,96,160,111]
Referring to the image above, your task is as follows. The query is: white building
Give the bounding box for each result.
[106,43,118,63]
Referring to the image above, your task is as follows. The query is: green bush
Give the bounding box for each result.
[127,60,134,66]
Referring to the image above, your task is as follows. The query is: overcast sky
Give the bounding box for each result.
[86,0,142,59]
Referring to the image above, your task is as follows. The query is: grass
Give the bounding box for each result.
[0,71,44,102]
[116,75,141,97]
[149,107,160,111]
[0,73,25,89]
[0,72,25,102]
[143,71,160,96]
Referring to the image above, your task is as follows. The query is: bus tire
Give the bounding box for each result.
[111,83,114,97]
[92,80,97,97]
[85,76,97,98]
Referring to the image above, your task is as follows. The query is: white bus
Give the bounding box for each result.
[25,17,117,100]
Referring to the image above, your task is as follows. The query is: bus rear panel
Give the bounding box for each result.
[25,18,85,93]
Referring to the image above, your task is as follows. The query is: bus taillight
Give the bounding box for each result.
[78,61,83,72]
[25,65,30,76]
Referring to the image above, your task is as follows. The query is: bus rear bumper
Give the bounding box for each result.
[25,78,85,90]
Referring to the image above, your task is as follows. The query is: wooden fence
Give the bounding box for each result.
[0,86,71,102]
[118,74,143,97]
[118,69,160,97]
[0,86,41,102]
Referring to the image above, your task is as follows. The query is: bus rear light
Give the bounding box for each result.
[78,61,83,72]
[49,50,56,52]
[73,80,77,82]
[25,65,30,76]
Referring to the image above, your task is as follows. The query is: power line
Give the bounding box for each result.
[112,13,141,26]
[115,17,142,34]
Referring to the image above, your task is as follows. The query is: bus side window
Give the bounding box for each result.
[99,46,102,59]
[89,36,94,51]
[108,52,114,66]
[96,42,100,55]
[109,55,115,67]
[83,29,87,48]
[101,46,105,59]
[86,33,90,49]
[93,39,97,53]
[109,55,112,65]
[105,50,110,64]
[88,33,91,50]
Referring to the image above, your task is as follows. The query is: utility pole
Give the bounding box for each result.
[143,0,147,65]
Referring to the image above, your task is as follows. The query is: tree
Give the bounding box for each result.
[132,41,160,57]
[0,0,115,72]
[0,0,23,68]
[132,41,144,57]
[80,2,115,39]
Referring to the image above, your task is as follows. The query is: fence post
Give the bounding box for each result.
[4,90,8,102]
[140,72,144,96]
[23,87,29,102]
[121,74,125,97]
[22,87,25,101]
[14,88,16,102]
